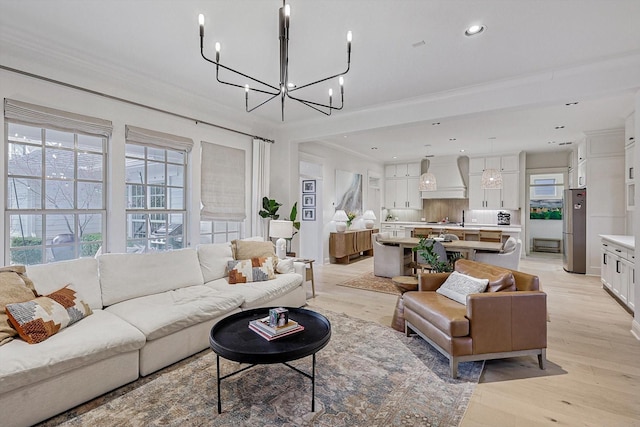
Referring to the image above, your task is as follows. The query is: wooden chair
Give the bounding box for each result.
[412,227,434,238]
[478,229,502,243]
[444,228,465,240]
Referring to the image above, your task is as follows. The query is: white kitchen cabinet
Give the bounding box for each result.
[468,171,519,209]
[626,142,635,210]
[577,160,586,188]
[385,162,421,209]
[385,176,421,209]
[601,237,635,313]
[469,155,518,174]
[385,162,420,178]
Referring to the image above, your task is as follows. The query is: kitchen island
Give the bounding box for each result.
[600,235,635,313]
[380,221,522,242]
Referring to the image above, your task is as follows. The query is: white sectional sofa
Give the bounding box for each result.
[0,241,307,427]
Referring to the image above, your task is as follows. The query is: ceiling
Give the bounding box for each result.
[1,0,639,162]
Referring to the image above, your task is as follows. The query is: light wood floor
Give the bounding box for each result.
[306,254,640,426]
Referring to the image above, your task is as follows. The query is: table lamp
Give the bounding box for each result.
[332,210,349,232]
[269,220,293,259]
[363,210,376,229]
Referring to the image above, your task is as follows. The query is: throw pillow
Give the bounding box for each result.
[5,284,92,344]
[503,236,517,253]
[0,265,38,346]
[227,257,276,284]
[436,271,489,306]
[275,258,294,274]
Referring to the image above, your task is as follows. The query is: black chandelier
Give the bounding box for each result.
[198,1,352,121]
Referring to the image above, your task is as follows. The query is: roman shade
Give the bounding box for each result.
[125,125,193,152]
[4,98,113,138]
[201,141,246,221]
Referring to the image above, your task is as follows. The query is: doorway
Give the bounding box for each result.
[526,171,565,255]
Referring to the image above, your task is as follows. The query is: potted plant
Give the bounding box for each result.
[412,237,460,273]
[284,202,301,255]
[259,197,282,220]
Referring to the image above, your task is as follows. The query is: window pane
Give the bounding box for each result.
[79,214,102,240]
[10,248,44,265]
[213,234,227,243]
[128,214,147,239]
[200,221,213,234]
[149,186,165,209]
[45,129,74,149]
[127,184,145,208]
[167,187,184,210]
[147,147,165,161]
[167,150,184,164]
[127,239,147,254]
[78,152,103,180]
[9,215,43,247]
[200,235,213,244]
[167,164,184,187]
[8,143,42,177]
[8,123,41,144]
[147,162,165,185]
[46,214,75,242]
[125,158,145,183]
[46,148,75,180]
[214,221,227,232]
[228,222,240,232]
[125,144,145,159]
[228,231,240,240]
[77,134,104,153]
[78,182,103,209]
[7,178,42,209]
[45,180,74,209]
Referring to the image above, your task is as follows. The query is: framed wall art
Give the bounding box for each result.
[302,208,316,221]
[302,194,316,207]
[302,180,316,193]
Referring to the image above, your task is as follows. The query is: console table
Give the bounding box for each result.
[329,229,377,264]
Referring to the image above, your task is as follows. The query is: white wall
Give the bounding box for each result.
[298,142,385,263]
[0,69,255,261]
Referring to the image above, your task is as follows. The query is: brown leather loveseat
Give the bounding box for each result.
[403,259,547,378]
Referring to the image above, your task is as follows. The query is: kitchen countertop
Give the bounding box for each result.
[600,235,635,250]
[381,221,522,232]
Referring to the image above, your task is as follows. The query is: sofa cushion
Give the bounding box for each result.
[436,272,489,305]
[454,259,516,292]
[205,273,303,309]
[404,291,469,337]
[227,257,276,284]
[276,258,295,274]
[0,266,38,346]
[105,285,244,341]
[26,257,102,309]
[0,309,145,394]
[503,236,517,252]
[6,285,92,344]
[197,242,234,282]
[99,249,205,306]
[232,239,275,261]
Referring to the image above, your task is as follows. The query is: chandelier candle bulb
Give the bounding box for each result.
[198,14,204,37]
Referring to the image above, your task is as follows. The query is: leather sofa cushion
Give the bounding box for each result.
[454,259,516,292]
[403,291,469,337]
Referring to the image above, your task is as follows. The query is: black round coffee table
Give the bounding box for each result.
[209,307,331,413]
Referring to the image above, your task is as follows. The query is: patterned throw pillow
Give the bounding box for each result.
[227,257,276,284]
[436,271,489,306]
[5,284,92,344]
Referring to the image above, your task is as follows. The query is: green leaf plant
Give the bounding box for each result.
[411,237,461,273]
[259,197,282,220]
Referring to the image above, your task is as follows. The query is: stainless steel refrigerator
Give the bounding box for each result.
[563,189,587,274]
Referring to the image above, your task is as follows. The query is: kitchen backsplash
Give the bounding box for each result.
[383,199,520,225]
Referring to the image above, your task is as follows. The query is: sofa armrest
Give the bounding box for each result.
[418,272,450,291]
[293,261,306,277]
[466,291,547,354]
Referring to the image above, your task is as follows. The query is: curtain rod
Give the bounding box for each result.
[0,64,275,143]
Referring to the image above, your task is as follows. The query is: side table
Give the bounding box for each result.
[288,258,316,298]
[391,275,418,332]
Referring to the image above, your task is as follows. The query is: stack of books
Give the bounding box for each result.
[249,316,304,341]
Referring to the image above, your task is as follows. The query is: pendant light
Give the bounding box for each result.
[481,139,503,189]
[419,157,437,191]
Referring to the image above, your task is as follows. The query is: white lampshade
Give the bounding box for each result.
[332,210,349,233]
[363,210,376,229]
[269,220,293,259]
[481,168,503,189]
[419,173,437,191]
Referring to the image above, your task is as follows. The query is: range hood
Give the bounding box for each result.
[421,155,467,199]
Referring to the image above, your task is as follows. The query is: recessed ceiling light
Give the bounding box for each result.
[555,125,565,129]
[424,144,432,147]
[460,149,466,152]
[449,138,457,141]
[412,40,426,48]
[432,122,441,126]
[392,156,398,159]
[371,147,378,150]
[565,102,579,106]
[548,141,556,144]
[465,24,486,36]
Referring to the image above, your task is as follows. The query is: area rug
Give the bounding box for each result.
[337,271,401,295]
[38,309,482,427]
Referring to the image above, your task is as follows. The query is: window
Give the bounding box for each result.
[6,123,106,264]
[200,220,244,244]
[125,144,187,252]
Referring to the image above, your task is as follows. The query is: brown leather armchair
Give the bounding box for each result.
[403,259,547,378]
